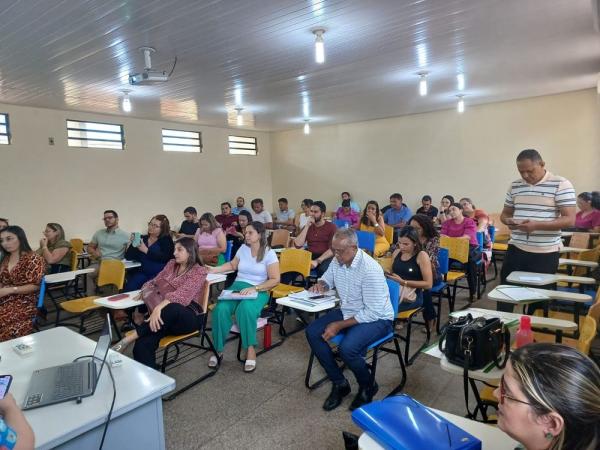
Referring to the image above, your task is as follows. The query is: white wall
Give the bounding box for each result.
[270,89,600,215]
[0,104,273,242]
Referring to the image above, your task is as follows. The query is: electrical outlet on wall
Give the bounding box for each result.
[48,137,55,145]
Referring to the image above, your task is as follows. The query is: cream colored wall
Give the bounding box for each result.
[0,103,272,243]
[271,89,600,216]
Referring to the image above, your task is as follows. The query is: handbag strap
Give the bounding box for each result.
[492,326,511,369]
[462,336,475,419]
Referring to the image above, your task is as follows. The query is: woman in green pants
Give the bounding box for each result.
[208,221,280,372]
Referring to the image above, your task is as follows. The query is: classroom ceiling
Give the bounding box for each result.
[0,0,599,131]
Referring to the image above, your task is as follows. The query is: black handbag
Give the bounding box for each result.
[438,314,510,420]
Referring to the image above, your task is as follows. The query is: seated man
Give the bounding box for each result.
[232,196,249,215]
[305,228,394,411]
[250,198,273,229]
[294,201,336,276]
[215,202,238,232]
[383,193,412,241]
[273,197,295,230]
[416,195,439,219]
[178,206,199,238]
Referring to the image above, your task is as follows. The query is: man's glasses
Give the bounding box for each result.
[499,375,531,406]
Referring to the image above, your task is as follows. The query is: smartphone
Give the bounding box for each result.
[230,290,242,294]
[131,232,142,247]
[0,375,12,399]
[309,294,327,300]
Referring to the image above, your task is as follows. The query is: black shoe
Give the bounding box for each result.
[120,322,135,333]
[349,382,379,411]
[323,381,351,411]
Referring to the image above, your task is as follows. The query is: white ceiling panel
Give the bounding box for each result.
[0,0,598,130]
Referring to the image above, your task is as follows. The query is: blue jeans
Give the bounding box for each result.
[305,309,393,388]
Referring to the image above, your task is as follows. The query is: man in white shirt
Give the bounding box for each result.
[305,228,394,411]
[250,198,273,229]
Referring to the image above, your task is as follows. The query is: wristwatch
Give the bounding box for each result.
[374,223,380,227]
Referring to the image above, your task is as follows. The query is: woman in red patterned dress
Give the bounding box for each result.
[0,226,46,342]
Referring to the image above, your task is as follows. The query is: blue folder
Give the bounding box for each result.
[351,395,482,450]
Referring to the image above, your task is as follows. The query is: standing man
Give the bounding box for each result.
[416,195,439,219]
[294,201,337,276]
[499,149,576,312]
[250,198,273,229]
[87,210,130,293]
[383,193,412,241]
[273,197,295,230]
[215,202,238,231]
[232,197,249,215]
[305,228,394,411]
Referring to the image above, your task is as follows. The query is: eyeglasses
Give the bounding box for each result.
[148,222,161,228]
[499,375,531,406]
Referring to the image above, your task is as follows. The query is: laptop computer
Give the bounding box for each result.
[22,314,112,410]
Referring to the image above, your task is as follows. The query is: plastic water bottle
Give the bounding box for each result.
[515,316,534,348]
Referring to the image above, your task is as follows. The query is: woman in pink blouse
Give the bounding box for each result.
[195,212,227,265]
[575,192,600,232]
[441,203,481,300]
[111,237,207,368]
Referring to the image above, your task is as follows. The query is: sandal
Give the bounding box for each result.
[111,338,132,353]
[208,354,222,368]
[244,359,256,373]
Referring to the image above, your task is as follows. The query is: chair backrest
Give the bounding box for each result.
[70,238,84,254]
[334,219,350,229]
[476,231,484,252]
[577,315,597,355]
[97,259,126,290]
[488,213,509,236]
[570,232,591,250]
[440,236,469,264]
[437,247,449,276]
[37,277,47,309]
[487,225,496,243]
[69,249,78,271]
[356,230,376,254]
[222,240,233,262]
[386,279,401,317]
[279,248,312,277]
[384,225,394,244]
[588,302,600,324]
[270,229,290,248]
[572,246,600,277]
[197,284,211,315]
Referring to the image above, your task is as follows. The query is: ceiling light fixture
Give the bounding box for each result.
[303,120,311,135]
[313,29,326,64]
[418,72,428,96]
[235,107,244,126]
[457,95,465,113]
[121,90,132,112]
[457,73,465,91]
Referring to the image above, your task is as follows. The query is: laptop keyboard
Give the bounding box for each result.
[53,364,84,398]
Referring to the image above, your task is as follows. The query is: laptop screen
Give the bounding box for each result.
[92,314,112,383]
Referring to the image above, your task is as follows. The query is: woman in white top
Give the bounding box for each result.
[294,198,313,233]
[208,221,280,372]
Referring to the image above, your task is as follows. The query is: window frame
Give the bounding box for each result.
[161,128,203,153]
[0,113,11,145]
[228,135,258,156]
[66,119,125,150]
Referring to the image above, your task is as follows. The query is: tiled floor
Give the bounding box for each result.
[153,277,503,450]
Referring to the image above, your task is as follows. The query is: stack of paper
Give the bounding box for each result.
[218,290,259,300]
[288,290,336,305]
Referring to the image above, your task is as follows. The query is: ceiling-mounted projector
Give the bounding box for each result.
[128,46,171,85]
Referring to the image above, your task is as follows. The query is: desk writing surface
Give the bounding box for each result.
[488,285,592,305]
[1,328,174,449]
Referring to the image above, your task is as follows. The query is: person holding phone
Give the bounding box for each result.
[0,389,35,450]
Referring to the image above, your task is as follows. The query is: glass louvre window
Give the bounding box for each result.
[228,135,257,155]
[0,114,10,144]
[162,129,202,152]
[67,120,124,150]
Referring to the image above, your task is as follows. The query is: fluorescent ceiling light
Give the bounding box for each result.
[313,29,325,64]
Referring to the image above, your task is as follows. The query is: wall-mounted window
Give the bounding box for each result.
[162,129,202,152]
[0,114,10,145]
[228,135,257,155]
[66,120,125,150]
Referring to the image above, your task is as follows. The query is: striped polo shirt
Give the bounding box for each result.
[504,171,576,253]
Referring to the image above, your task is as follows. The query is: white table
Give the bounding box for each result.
[2,328,174,450]
[488,285,592,306]
[559,258,598,269]
[560,246,589,254]
[358,407,518,450]
[123,259,142,270]
[276,295,338,313]
[45,268,95,285]
[507,271,596,286]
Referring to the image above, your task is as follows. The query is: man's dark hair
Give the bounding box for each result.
[278,197,288,204]
[251,198,263,206]
[516,149,543,162]
[421,195,432,202]
[104,210,118,218]
[220,202,231,208]
[312,201,327,213]
[341,199,351,208]
[183,206,197,215]
[390,193,403,201]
